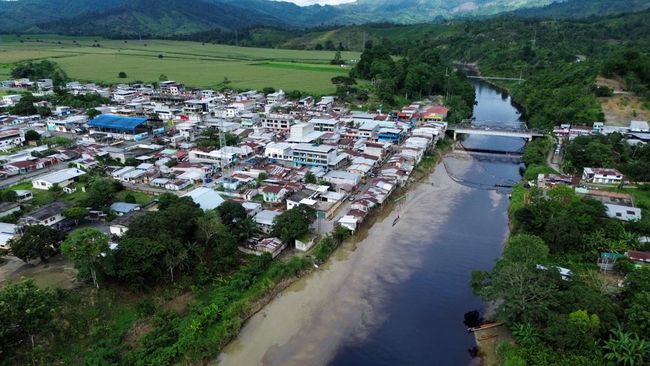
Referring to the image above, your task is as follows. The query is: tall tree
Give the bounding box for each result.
[61,228,111,289]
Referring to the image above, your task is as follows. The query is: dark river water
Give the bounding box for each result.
[217,81,526,366]
[328,81,525,366]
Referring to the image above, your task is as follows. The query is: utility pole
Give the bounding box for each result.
[219,118,229,179]
[445,68,450,101]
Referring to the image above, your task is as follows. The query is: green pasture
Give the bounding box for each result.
[0,35,360,94]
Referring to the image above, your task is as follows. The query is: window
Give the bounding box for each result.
[616,212,622,217]
[627,211,636,215]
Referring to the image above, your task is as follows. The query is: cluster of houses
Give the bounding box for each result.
[535,166,641,222]
[553,120,650,144]
[0,77,449,258]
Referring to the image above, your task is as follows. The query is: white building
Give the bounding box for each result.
[32,168,85,191]
[19,201,69,229]
[0,222,17,250]
[182,187,225,211]
[1,94,21,106]
[261,114,294,132]
[630,120,649,133]
[0,129,25,151]
[605,204,642,222]
[292,143,338,168]
[189,149,237,167]
[287,123,324,143]
[266,90,286,105]
[264,142,293,162]
[582,168,623,185]
[254,210,282,233]
[308,118,339,132]
[323,170,362,187]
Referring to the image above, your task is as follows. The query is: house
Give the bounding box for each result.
[239,237,286,258]
[629,120,649,133]
[582,168,623,185]
[1,94,21,106]
[19,201,70,229]
[626,250,650,265]
[0,202,20,218]
[32,168,85,191]
[295,234,317,252]
[14,190,33,202]
[110,202,141,216]
[242,201,262,216]
[164,179,191,191]
[109,210,145,238]
[261,185,288,203]
[267,90,286,104]
[182,187,225,211]
[421,106,449,122]
[605,204,642,222]
[0,222,17,250]
[254,210,282,233]
[323,170,361,188]
[0,129,25,151]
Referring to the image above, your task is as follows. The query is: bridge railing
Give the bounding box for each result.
[449,121,545,135]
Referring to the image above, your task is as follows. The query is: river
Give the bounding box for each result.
[216,81,525,366]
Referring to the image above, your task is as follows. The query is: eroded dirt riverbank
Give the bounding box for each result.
[216,163,471,366]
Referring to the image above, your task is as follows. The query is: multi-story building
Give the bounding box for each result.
[292,143,337,168]
[309,118,339,132]
[261,114,295,132]
[582,167,624,185]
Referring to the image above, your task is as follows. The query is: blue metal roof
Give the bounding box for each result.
[88,115,147,131]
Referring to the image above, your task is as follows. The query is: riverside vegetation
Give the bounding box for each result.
[472,139,650,365]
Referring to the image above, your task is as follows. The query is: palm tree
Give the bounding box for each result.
[603,329,650,366]
[621,230,640,250]
[511,323,539,347]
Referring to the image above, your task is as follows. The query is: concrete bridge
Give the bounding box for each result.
[448,123,544,141]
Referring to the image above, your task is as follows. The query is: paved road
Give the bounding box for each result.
[0,163,71,189]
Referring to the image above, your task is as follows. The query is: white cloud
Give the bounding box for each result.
[278,0,356,6]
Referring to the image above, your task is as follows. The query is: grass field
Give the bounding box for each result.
[0,35,360,94]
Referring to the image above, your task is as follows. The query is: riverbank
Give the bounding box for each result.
[216,154,472,365]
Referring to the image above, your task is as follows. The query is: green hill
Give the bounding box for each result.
[513,0,650,18]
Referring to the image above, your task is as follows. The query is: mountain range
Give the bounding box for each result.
[1,0,648,37]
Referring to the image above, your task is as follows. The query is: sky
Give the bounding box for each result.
[278,0,356,6]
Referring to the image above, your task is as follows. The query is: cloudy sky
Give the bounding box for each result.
[279,0,356,5]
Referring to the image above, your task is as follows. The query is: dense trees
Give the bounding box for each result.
[10,225,63,263]
[272,205,316,244]
[564,134,650,182]
[513,187,607,254]
[11,60,67,86]
[63,207,88,226]
[81,178,123,209]
[351,42,475,119]
[0,280,58,355]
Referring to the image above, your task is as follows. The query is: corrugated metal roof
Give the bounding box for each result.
[88,114,147,131]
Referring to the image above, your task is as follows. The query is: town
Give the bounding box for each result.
[0,77,448,264]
